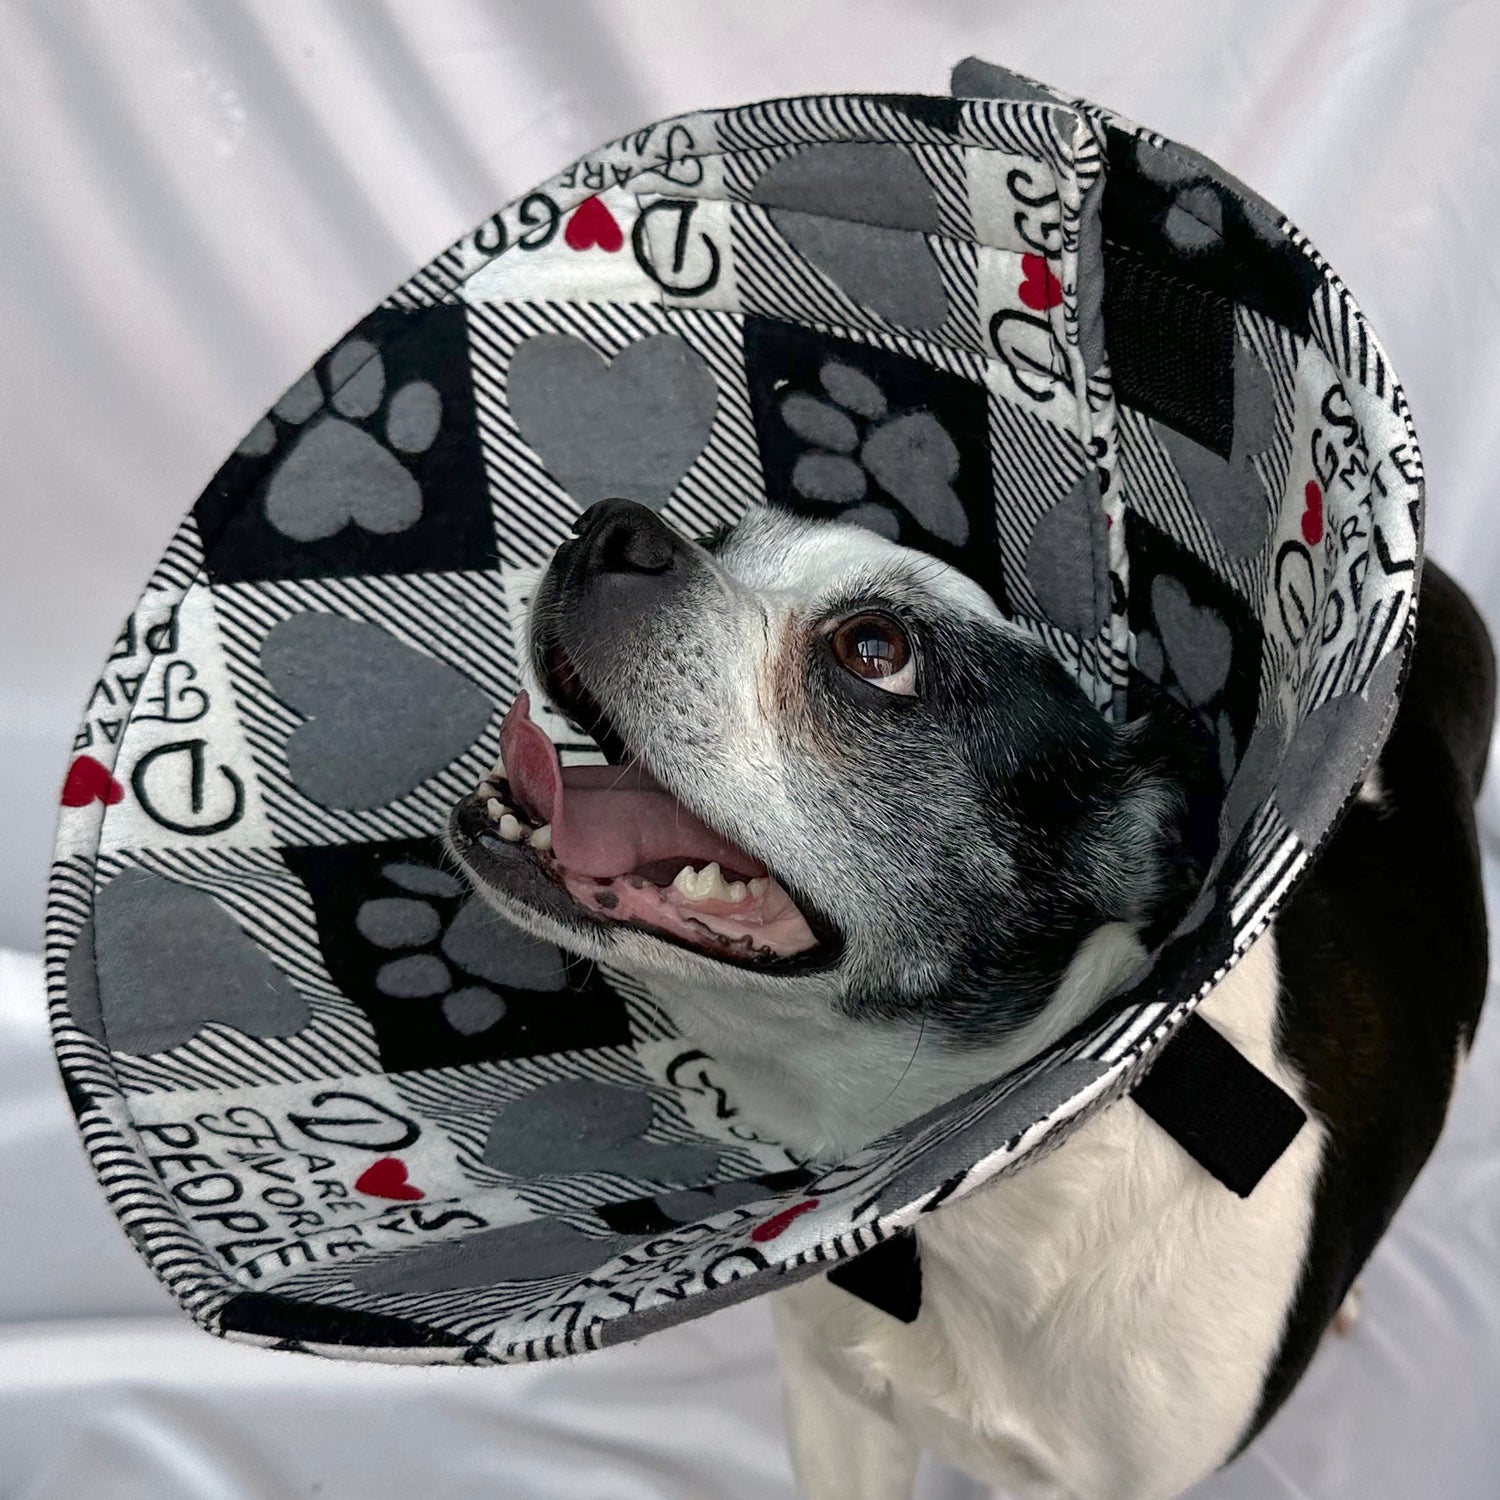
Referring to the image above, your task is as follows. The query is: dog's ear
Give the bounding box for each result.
[964,655,1216,940]
[1112,691,1220,942]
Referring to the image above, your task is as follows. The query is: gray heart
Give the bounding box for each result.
[260,612,494,810]
[348,1215,645,1295]
[507,334,717,507]
[484,1079,724,1183]
[753,143,947,329]
[1156,342,1277,561]
[950,59,1059,107]
[770,212,948,330]
[69,868,308,1055]
[1026,475,1107,636]
[1218,710,1287,854]
[654,1181,767,1224]
[1151,576,1232,705]
[1276,651,1401,844]
[1135,629,1165,684]
[753,142,942,231]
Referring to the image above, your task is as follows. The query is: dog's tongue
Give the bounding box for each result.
[499,692,767,880]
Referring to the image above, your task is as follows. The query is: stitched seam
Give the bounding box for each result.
[1101,237,1237,309]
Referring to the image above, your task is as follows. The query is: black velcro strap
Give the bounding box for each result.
[1132,1012,1307,1197]
[1102,241,1235,458]
[827,1228,923,1323]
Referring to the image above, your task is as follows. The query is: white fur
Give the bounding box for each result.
[773,930,1326,1500]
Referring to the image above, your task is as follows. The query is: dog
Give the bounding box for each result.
[449,497,1493,1500]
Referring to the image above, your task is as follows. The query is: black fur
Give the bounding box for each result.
[1242,561,1494,1445]
[797,606,1213,1041]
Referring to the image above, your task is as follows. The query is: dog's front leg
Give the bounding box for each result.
[772,1293,921,1500]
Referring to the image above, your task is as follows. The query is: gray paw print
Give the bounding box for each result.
[237,338,443,542]
[355,861,565,1036]
[780,362,968,545]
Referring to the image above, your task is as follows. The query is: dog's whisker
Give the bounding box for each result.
[870,1007,927,1121]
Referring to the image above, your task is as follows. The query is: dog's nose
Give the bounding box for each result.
[572,498,680,577]
[552,498,708,675]
[557,498,700,645]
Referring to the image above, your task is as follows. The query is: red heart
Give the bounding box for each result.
[750,1197,819,1244]
[355,1157,424,1202]
[61,755,124,808]
[564,195,624,253]
[1019,253,1063,311]
[1301,480,1325,545]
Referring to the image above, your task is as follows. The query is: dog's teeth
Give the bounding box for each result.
[724,879,748,903]
[748,877,770,899]
[486,797,505,822]
[498,813,524,842]
[528,823,553,851]
[671,861,731,903]
[491,752,506,779]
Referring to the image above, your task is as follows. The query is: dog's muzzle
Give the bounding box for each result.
[450,499,828,965]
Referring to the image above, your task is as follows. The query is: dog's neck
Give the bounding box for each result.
[641,922,1147,1160]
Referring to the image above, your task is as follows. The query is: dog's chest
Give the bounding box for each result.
[777,933,1328,1500]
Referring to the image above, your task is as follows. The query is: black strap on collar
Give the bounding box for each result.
[828,1014,1305,1324]
[1131,1012,1307,1198]
[827,1228,922,1323]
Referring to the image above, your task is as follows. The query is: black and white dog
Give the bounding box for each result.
[449,498,1492,1500]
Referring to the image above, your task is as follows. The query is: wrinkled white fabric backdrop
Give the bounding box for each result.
[3,3,1499,1496]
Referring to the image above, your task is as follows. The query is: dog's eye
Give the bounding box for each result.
[829,613,917,695]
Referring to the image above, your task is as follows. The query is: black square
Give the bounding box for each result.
[1101,125,1320,338]
[283,836,630,1073]
[742,317,1007,610]
[1099,125,1323,458]
[195,305,496,584]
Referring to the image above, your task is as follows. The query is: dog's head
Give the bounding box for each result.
[450,500,1211,1060]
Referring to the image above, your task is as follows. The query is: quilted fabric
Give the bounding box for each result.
[46,60,1421,1364]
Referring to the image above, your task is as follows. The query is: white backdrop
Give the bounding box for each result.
[3,3,1499,1497]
